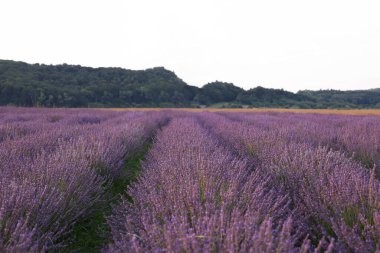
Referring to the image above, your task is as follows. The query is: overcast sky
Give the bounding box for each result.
[1,0,379,92]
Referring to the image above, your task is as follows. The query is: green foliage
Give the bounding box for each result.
[1,60,379,108]
[66,143,151,252]
[298,89,380,108]
[194,81,243,104]
[0,60,197,107]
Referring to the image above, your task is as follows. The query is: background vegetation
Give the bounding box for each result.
[1,59,379,108]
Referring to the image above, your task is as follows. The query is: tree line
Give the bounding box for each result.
[1,59,379,108]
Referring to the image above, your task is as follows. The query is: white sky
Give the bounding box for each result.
[1,0,380,92]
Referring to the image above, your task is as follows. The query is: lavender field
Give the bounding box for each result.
[1,107,380,252]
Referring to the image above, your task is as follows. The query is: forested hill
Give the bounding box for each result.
[1,59,379,108]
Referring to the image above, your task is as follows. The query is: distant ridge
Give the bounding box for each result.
[0,59,379,108]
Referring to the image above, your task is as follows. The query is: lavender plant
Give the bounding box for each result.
[0,108,166,251]
[105,117,311,252]
[200,112,380,252]
[2,107,379,252]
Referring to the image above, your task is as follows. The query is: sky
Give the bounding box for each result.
[1,0,380,92]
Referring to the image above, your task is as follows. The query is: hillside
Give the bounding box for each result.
[0,59,379,108]
[298,89,380,108]
[0,60,197,107]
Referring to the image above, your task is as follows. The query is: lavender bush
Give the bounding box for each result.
[105,117,320,252]
[1,107,379,252]
[199,112,380,252]
[0,108,166,251]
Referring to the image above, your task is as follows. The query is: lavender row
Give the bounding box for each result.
[220,112,380,171]
[199,112,380,252]
[105,117,332,252]
[0,108,167,252]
